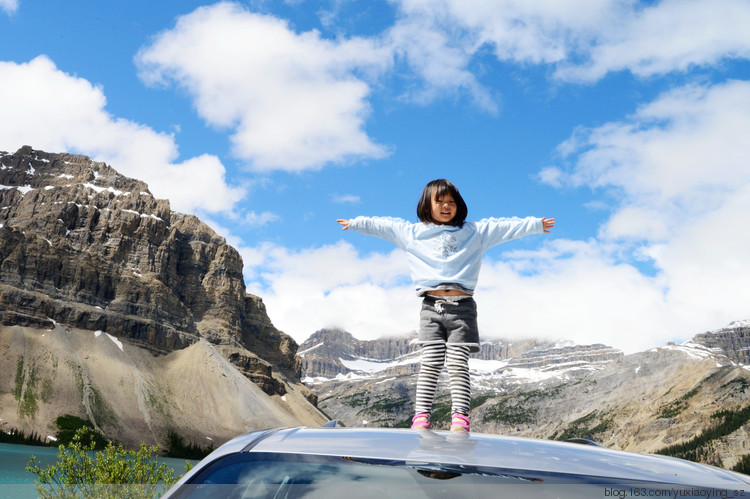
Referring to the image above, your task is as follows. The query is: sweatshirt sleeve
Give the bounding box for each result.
[347,216,413,249]
[476,216,544,250]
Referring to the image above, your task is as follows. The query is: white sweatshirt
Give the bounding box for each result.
[348,216,544,294]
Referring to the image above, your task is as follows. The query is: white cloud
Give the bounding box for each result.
[0,0,18,15]
[251,240,411,293]
[537,80,750,347]
[136,2,390,173]
[389,0,750,85]
[126,0,750,182]
[332,194,361,204]
[0,56,245,215]
[653,184,750,325]
[476,240,678,354]
[241,235,688,354]
[386,15,497,111]
[246,228,744,354]
[243,241,416,342]
[241,211,281,227]
[556,0,750,81]
[549,80,750,238]
[393,0,619,64]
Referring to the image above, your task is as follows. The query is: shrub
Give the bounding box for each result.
[27,427,189,498]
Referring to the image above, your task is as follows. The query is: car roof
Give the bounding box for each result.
[218,427,748,488]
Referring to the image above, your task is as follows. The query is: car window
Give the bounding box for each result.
[172,452,552,499]
[171,451,734,499]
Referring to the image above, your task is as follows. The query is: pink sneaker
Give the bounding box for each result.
[450,413,470,432]
[411,412,431,430]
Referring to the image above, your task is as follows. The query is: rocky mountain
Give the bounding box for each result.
[299,329,422,379]
[302,322,750,471]
[300,328,622,384]
[0,146,327,449]
[691,320,750,364]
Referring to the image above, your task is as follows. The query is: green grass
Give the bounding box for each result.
[14,357,24,400]
[41,377,54,404]
[14,357,40,420]
[430,397,452,424]
[519,385,563,402]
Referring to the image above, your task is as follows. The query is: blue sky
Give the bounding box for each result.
[2,0,750,353]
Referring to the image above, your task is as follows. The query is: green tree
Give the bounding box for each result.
[27,427,190,498]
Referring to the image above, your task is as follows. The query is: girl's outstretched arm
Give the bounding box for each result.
[542,218,555,233]
[336,216,412,249]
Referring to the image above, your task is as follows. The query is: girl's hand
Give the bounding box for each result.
[337,219,350,230]
[542,217,555,233]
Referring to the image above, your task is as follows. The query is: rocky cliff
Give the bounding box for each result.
[505,342,623,373]
[0,146,326,448]
[300,328,621,381]
[691,320,750,365]
[299,328,422,378]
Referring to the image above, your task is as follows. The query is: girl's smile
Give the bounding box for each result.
[430,190,457,225]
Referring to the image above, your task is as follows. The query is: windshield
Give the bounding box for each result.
[172,451,733,499]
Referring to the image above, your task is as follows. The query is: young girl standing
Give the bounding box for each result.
[337,179,554,432]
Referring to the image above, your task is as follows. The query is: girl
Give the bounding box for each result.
[337,179,554,432]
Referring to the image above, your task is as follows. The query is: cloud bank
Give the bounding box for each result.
[246,80,750,354]
[134,0,750,173]
[0,56,244,215]
[136,2,391,172]
[390,0,750,84]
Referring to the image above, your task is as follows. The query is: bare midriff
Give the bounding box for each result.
[426,289,471,297]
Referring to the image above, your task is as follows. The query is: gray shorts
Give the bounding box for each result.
[418,295,480,353]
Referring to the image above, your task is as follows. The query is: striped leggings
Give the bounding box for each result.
[415,343,471,416]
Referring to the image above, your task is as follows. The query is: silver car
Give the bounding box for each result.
[162,423,750,498]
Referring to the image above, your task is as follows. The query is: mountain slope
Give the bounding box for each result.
[2,324,323,448]
[0,146,327,448]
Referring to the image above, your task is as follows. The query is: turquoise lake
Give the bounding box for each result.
[0,442,196,498]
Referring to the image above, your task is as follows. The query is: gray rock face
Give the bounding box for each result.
[298,328,421,378]
[691,321,750,365]
[506,343,624,372]
[0,146,301,395]
[300,328,622,380]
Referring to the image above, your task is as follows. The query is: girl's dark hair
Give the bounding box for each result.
[417,179,468,227]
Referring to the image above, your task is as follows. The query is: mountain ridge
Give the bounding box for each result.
[0,146,327,448]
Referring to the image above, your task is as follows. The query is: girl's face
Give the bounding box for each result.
[430,189,457,225]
